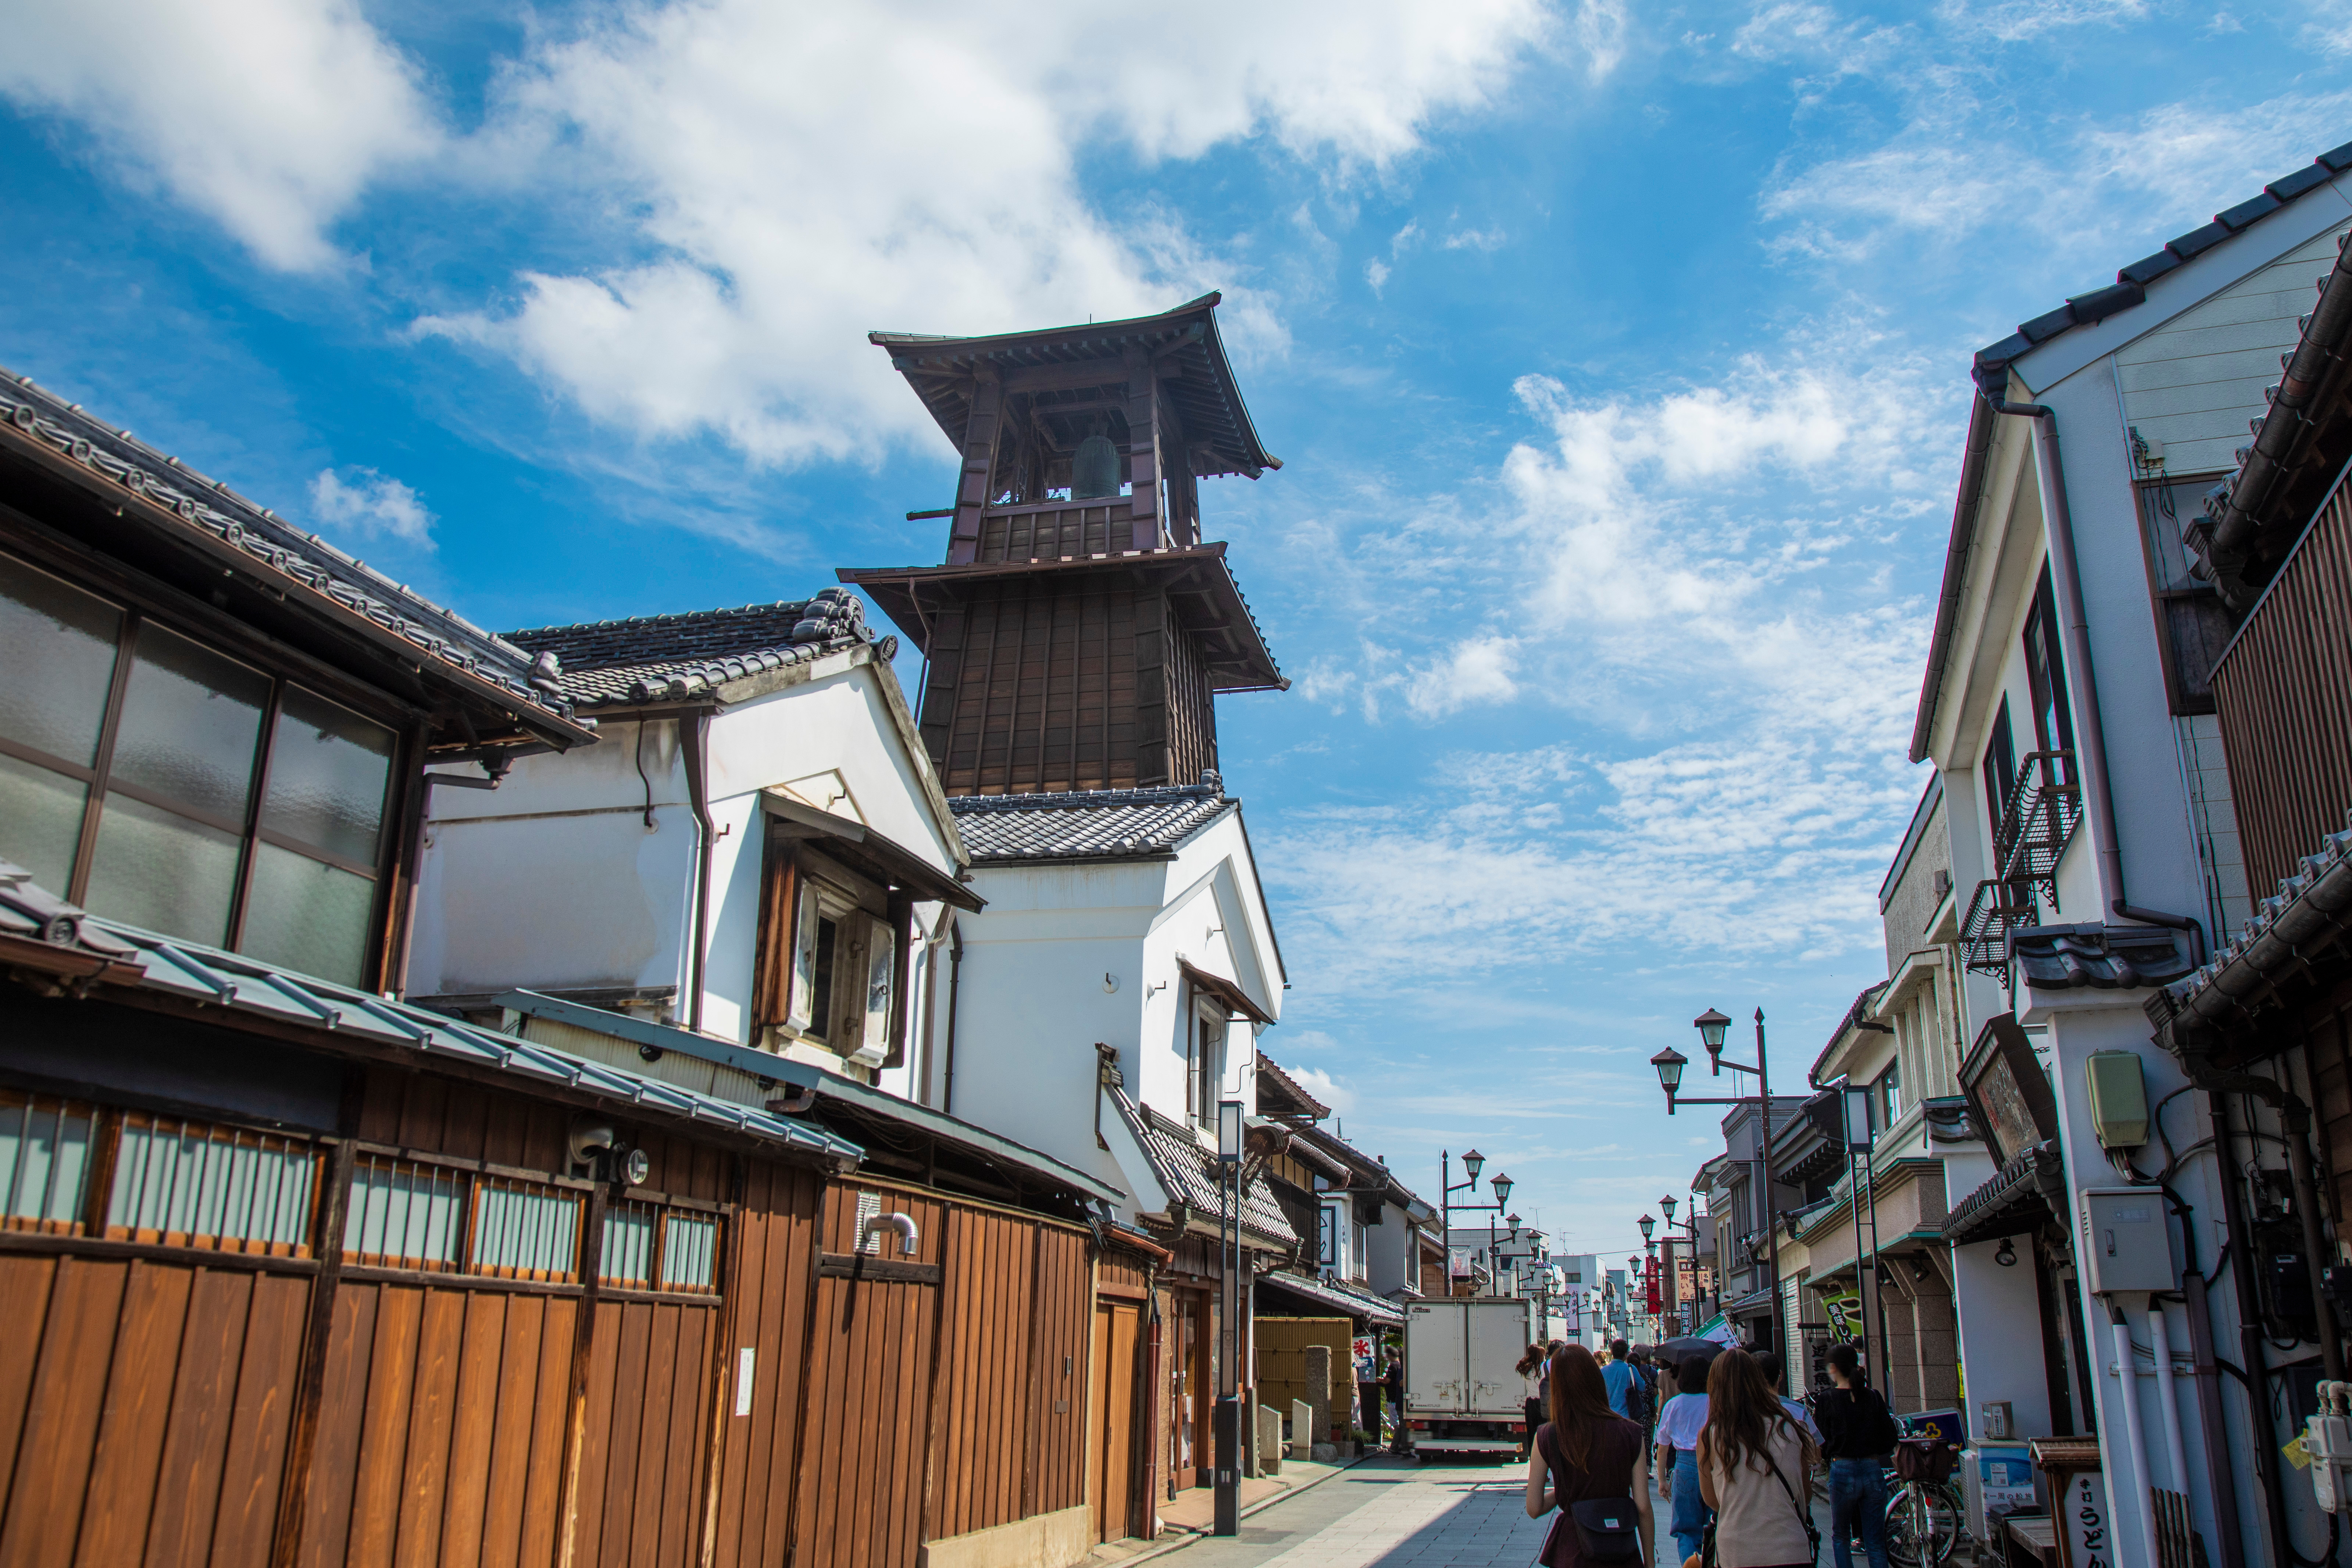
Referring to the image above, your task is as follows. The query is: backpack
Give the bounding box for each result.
[1626,1366,1655,1423]
[1569,1498,1643,1565]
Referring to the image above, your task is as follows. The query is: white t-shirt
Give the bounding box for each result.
[1655,1392,1710,1454]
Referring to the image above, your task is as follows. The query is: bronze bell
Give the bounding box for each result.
[1071,418,1121,500]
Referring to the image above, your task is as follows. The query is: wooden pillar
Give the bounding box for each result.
[947,369,1003,565]
[1123,349,1161,553]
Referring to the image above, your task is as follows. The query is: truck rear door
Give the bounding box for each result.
[1466,1299,1533,1416]
[1404,1303,1466,1414]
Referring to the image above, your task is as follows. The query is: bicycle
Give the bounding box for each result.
[1882,1420,1963,1567]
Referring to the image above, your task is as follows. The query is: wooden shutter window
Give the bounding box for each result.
[751,849,799,1030]
[786,875,822,1033]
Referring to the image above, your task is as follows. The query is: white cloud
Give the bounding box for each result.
[1443,227,1509,251]
[0,0,438,271]
[1367,259,1393,296]
[411,0,1588,466]
[1283,1065,1357,1117]
[311,467,435,549]
[1934,0,2146,41]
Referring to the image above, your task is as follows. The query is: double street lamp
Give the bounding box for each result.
[1650,1007,1786,1353]
[1440,1149,1514,1297]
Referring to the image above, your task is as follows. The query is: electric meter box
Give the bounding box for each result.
[2079,1187,2175,1294]
[2083,1051,2149,1149]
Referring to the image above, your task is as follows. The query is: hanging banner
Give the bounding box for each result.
[1819,1288,1863,1344]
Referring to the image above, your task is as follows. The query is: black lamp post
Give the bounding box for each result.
[1214,1098,1243,1536]
[1652,1007,1786,1353]
[1441,1151,1512,1296]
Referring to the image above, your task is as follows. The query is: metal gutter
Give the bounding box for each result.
[1909,396,1997,763]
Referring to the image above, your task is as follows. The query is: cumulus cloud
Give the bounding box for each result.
[0,0,439,271]
[411,0,1588,465]
[1283,1064,1357,1117]
[311,467,435,549]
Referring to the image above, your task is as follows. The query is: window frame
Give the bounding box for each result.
[760,837,906,1067]
[0,541,413,981]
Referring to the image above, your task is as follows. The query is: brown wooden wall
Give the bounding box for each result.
[916,578,1217,795]
[2214,474,2352,893]
[0,1253,309,1568]
[975,501,1133,563]
[1,1052,1121,1568]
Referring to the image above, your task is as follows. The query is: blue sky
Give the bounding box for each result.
[4,0,2345,1269]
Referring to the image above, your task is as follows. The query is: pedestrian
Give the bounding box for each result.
[1627,1346,1657,1450]
[1363,1351,1387,1445]
[1696,1349,1821,1568]
[1752,1349,1822,1447]
[1518,1342,1549,1459]
[1815,1344,1898,1568]
[1652,1357,1713,1567]
[1524,1343,1654,1566]
[1384,1349,1406,1454]
[1602,1338,1638,1418]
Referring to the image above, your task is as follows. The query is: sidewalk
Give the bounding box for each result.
[1091,1457,1546,1568]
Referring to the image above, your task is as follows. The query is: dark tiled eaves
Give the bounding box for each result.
[508,589,886,707]
[1120,1094,1296,1249]
[951,782,1235,862]
[0,374,592,742]
[2009,922,2195,991]
[1974,140,2352,381]
[2148,815,2352,1053]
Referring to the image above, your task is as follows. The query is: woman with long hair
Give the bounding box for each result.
[1524,1343,1653,1567]
[1696,1348,1821,1568]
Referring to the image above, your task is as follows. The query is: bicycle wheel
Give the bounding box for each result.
[1883,1479,1961,1566]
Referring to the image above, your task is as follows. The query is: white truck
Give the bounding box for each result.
[1402,1297,1534,1459]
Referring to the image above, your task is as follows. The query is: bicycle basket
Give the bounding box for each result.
[1891,1438,1957,1482]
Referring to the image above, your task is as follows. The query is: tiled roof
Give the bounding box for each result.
[952,777,1235,862]
[1118,1093,1296,1250]
[507,588,890,706]
[1974,141,2352,382]
[0,372,590,742]
[0,862,862,1164]
[1942,1141,2064,1247]
[2008,922,2195,991]
[2148,814,2352,1050]
[1257,1056,1331,1119]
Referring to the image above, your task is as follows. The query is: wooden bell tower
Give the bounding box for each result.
[840,293,1288,796]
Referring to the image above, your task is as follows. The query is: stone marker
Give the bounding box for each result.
[1305,1344,1336,1464]
[1258,1404,1282,1475]
[1289,1399,1313,1461]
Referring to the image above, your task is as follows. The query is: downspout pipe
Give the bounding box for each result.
[680,710,716,1032]
[1978,379,2209,954]
[2108,1298,2163,1568]
[942,920,964,1115]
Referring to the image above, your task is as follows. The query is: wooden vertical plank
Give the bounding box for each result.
[658,1307,711,1567]
[0,1254,59,1518]
[0,1257,128,1568]
[144,1267,253,1567]
[476,1292,540,1568]
[438,1290,509,1568]
[213,1270,311,1568]
[626,1303,681,1567]
[344,1283,423,1568]
[391,1287,465,1568]
[273,1129,355,1568]
[298,1283,379,1568]
[518,1296,576,1568]
[570,1300,622,1568]
[75,1261,192,1565]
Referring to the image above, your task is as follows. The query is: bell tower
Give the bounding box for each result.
[840,293,1288,796]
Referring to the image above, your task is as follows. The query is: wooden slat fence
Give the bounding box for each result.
[2213,475,2352,893]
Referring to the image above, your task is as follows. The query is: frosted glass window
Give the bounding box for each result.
[83,791,241,944]
[0,1092,95,1233]
[108,623,268,824]
[0,554,121,767]
[107,1115,317,1255]
[241,842,374,987]
[344,1156,463,1269]
[0,751,89,894]
[472,1178,580,1282]
[661,1212,720,1294]
[602,1201,657,1290]
[261,688,392,865]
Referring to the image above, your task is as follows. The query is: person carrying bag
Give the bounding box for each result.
[1695,1349,1821,1568]
[1815,1345,1898,1568]
[1525,1343,1655,1567]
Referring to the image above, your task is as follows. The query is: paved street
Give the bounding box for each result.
[1144,1455,1842,1568]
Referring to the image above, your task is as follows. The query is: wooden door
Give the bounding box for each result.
[1087,1301,1140,1542]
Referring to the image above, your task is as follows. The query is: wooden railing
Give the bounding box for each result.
[2212,474,2352,895]
[974,498,1138,562]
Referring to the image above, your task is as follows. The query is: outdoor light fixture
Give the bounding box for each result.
[1995,1237,2018,1268]
[1660,1194,1677,1223]
[1506,1212,1521,1242]
[1650,1046,1688,1107]
[1491,1171,1514,1207]
[1693,1007,1732,1068]
[1461,1148,1485,1182]
[1217,1099,1244,1165]
[1639,1213,1656,1243]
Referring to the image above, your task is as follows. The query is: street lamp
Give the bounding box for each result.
[1649,1007,1788,1354]
[1440,1152,1512,1297]
[1638,1213,1656,1244]
[1214,1099,1243,1536]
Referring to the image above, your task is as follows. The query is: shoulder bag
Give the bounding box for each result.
[1762,1442,1823,1566]
[1568,1498,1643,1565]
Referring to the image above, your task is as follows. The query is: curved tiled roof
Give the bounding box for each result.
[1118,1093,1296,1250]
[506,589,890,706]
[951,779,1235,862]
[0,372,591,742]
